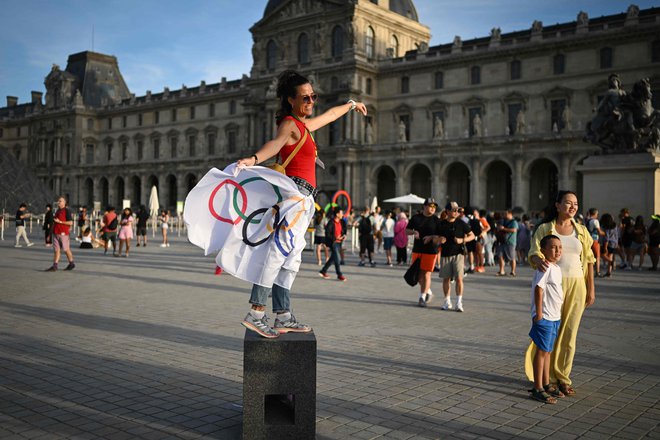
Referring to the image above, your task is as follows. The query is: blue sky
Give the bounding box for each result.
[1,0,656,104]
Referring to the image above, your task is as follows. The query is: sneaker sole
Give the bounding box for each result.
[275,326,312,334]
[241,321,279,339]
[318,273,330,279]
[418,299,427,308]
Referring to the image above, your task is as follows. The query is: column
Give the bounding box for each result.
[396,162,406,195]
[513,156,524,209]
[337,161,345,190]
[177,173,187,210]
[433,159,443,200]
[470,156,482,208]
[345,163,352,198]
[560,154,571,189]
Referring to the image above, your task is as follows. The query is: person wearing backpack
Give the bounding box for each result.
[101,206,119,256]
[466,207,483,273]
[354,206,376,267]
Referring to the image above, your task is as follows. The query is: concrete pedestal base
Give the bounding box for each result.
[242,329,316,440]
[578,152,660,218]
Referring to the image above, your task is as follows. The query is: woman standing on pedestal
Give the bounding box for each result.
[525,190,595,396]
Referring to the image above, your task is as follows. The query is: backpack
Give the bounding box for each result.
[108,216,118,230]
[469,217,482,237]
[359,216,372,235]
[587,219,599,240]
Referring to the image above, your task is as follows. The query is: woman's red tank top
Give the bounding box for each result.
[279,116,317,187]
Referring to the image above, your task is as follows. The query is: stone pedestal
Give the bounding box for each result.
[243,329,316,440]
[577,152,660,218]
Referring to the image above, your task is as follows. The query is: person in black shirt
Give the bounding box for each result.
[43,204,54,246]
[406,198,446,307]
[14,203,34,247]
[437,201,475,312]
[136,205,150,247]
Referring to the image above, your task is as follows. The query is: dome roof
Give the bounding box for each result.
[263,0,419,22]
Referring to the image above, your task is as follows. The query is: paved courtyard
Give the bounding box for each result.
[0,231,658,439]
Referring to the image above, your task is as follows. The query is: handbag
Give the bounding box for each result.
[267,129,308,174]
[404,258,421,286]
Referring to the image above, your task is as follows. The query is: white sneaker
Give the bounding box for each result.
[166,243,170,247]
[424,291,434,305]
[440,298,453,310]
[160,243,167,247]
[456,301,464,312]
[14,244,22,248]
[27,243,34,247]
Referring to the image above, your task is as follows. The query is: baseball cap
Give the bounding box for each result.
[423,198,438,207]
[445,201,459,211]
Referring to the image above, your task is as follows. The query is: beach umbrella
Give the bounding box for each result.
[370,196,378,213]
[384,193,426,216]
[149,186,159,237]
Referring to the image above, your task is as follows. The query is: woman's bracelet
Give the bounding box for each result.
[347,99,356,111]
[251,153,258,164]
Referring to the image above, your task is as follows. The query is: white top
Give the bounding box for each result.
[531,264,564,321]
[81,235,92,244]
[373,213,384,231]
[553,226,584,278]
[382,218,395,238]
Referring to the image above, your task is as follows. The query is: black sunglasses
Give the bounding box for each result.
[301,94,318,104]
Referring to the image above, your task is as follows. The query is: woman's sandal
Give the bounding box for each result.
[529,388,557,404]
[558,383,576,396]
[544,383,565,398]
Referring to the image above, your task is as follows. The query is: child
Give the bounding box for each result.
[529,234,565,404]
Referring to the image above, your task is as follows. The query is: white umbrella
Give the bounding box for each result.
[149,186,159,237]
[383,194,425,204]
[384,193,426,216]
[370,196,378,214]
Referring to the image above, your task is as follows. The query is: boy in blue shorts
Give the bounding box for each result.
[529,234,565,404]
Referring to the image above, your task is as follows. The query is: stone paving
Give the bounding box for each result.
[0,230,658,439]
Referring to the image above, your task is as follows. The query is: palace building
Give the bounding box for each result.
[1,0,659,212]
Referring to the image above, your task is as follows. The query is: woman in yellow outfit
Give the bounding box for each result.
[525,190,595,396]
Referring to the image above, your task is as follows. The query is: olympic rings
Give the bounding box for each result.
[242,207,278,247]
[209,180,246,224]
[332,190,352,218]
[265,196,306,232]
[233,177,282,224]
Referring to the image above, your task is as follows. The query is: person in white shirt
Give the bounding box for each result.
[529,234,565,404]
[381,211,395,266]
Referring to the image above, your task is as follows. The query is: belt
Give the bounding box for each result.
[290,176,318,198]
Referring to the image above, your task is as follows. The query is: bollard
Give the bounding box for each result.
[243,329,316,440]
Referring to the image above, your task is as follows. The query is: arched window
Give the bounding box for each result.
[298,33,309,64]
[600,47,613,69]
[266,40,277,70]
[331,25,344,58]
[365,27,375,58]
[470,66,481,85]
[390,34,399,58]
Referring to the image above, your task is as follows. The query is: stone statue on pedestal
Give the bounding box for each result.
[433,116,444,139]
[585,74,659,152]
[398,120,407,142]
[516,110,526,134]
[473,114,482,137]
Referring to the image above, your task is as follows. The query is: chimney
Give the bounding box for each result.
[6,96,18,107]
[31,91,43,104]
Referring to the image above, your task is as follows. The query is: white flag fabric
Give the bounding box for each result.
[184,164,314,289]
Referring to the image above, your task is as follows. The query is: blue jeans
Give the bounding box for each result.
[249,284,290,313]
[320,242,343,277]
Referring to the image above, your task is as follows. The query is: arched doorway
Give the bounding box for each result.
[166,174,177,210]
[446,163,470,208]
[132,176,141,207]
[186,173,197,193]
[410,164,432,198]
[84,178,94,209]
[100,177,109,208]
[528,159,558,212]
[486,161,512,211]
[376,166,396,208]
[114,177,125,207]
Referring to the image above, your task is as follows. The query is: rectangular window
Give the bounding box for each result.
[188,135,196,156]
[154,139,160,159]
[209,103,215,117]
[106,143,113,161]
[121,142,128,161]
[138,113,143,126]
[366,78,372,95]
[434,72,444,89]
[155,111,160,124]
[329,121,341,145]
[550,99,566,131]
[108,118,112,130]
[471,66,481,85]
[87,118,94,130]
[553,54,565,75]
[227,131,237,154]
[207,133,216,155]
[17,126,21,136]
[171,108,177,122]
[86,144,94,164]
[65,143,71,164]
[137,140,143,160]
[171,137,178,157]
[510,60,521,80]
[401,76,409,94]
[122,115,127,128]
[508,103,522,135]
[600,47,613,69]
[653,40,660,63]
[0,128,3,137]
[229,100,236,115]
[190,106,195,120]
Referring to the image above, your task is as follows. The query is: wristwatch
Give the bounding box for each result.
[347,99,357,111]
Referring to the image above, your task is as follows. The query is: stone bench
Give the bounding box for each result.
[243,329,316,440]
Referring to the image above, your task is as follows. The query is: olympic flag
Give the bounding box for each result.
[184,164,314,289]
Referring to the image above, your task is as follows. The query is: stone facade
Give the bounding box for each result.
[1,1,659,213]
